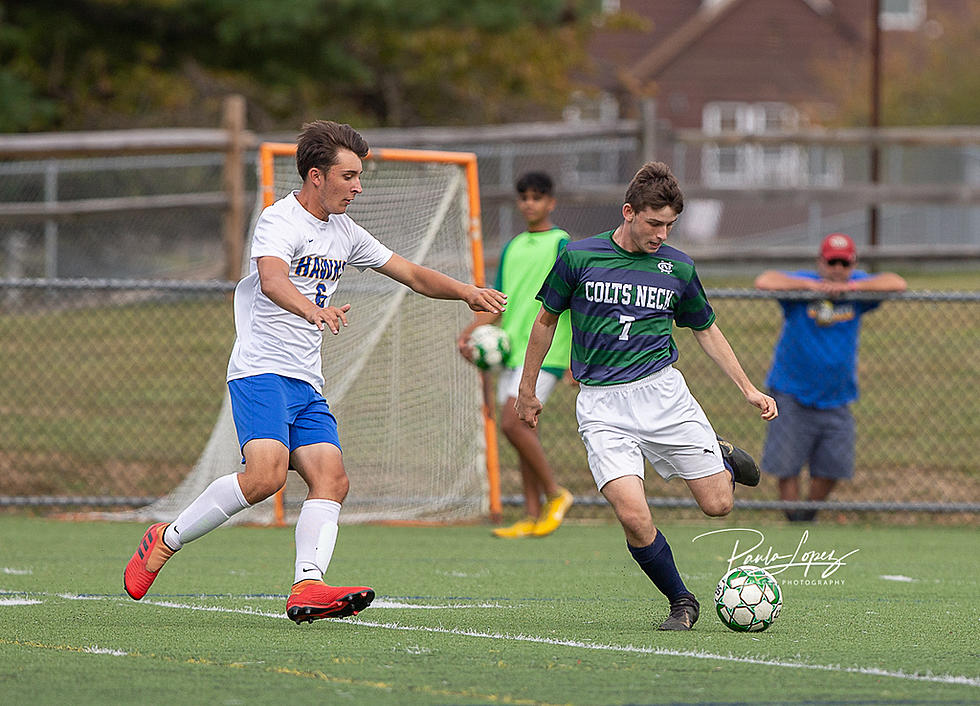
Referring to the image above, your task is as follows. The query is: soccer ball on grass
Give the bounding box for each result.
[714,565,782,632]
[466,325,510,371]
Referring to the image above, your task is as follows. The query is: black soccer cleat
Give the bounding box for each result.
[786,509,818,523]
[716,435,760,487]
[658,593,700,631]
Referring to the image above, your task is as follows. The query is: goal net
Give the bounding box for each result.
[125,144,492,525]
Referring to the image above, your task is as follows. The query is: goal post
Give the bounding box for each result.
[125,143,502,526]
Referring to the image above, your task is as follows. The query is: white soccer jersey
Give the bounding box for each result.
[226,192,393,391]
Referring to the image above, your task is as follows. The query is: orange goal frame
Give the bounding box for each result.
[257,142,503,525]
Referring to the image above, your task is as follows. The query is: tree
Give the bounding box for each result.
[813,4,980,126]
[0,0,602,131]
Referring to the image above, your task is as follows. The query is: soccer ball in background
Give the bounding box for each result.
[714,565,782,632]
[466,324,510,371]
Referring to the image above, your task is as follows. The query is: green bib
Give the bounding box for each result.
[495,228,572,371]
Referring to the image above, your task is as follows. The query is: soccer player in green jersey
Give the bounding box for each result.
[515,162,777,631]
[459,172,574,538]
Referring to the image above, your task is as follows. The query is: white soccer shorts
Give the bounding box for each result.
[575,365,725,490]
[497,365,560,406]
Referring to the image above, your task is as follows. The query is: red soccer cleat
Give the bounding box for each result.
[124,522,177,600]
[286,579,374,624]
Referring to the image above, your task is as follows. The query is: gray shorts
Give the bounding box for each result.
[761,391,855,480]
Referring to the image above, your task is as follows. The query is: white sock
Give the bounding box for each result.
[164,474,250,549]
[294,499,341,584]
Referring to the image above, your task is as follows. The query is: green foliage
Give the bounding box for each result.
[0,5,59,130]
[0,0,602,131]
[814,5,980,126]
[878,4,980,125]
[0,70,58,131]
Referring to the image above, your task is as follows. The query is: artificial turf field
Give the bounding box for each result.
[0,516,977,705]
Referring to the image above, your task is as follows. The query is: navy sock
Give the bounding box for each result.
[724,461,735,487]
[628,532,690,603]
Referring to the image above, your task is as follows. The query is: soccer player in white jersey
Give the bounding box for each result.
[124,120,507,623]
[516,162,776,631]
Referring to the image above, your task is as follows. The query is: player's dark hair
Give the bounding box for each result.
[624,161,684,215]
[516,171,554,196]
[296,120,369,181]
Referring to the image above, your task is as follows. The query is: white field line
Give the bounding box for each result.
[374,599,505,609]
[83,645,129,656]
[0,598,41,606]
[141,599,284,619]
[4,592,977,688]
[135,598,503,615]
[129,597,978,688]
[47,592,501,610]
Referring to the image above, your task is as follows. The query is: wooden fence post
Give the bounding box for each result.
[640,97,658,164]
[222,95,247,283]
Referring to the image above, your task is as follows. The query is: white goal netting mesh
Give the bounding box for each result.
[122,148,488,524]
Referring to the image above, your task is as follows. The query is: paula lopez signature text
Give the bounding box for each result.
[692,528,859,579]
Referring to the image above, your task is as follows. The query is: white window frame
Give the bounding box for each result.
[702,102,755,187]
[804,146,845,188]
[879,0,926,31]
[701,101,842,188]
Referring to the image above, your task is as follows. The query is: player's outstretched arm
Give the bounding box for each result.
[515,308,559,429]
[375,253,507,313]
[691,322,777,421]
[257,256,351,334]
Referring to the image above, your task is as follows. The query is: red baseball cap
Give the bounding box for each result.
[820,233,856,263]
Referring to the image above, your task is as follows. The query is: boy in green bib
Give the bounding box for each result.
[458,172,574,538]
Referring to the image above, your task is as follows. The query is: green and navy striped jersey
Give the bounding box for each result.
[536,231,715,386]
[494,227,572,372]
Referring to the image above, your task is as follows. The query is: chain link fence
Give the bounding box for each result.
[0,279,234,506]
[1,122,977,519]
[505,289,980,517]
[0,280,976,516]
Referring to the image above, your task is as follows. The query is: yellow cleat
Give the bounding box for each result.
[491,517,538,539]
[531,487,573,537]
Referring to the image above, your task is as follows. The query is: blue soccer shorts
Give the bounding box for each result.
[227,373,340,460]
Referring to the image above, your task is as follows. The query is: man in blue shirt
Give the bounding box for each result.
[755,233,906,521]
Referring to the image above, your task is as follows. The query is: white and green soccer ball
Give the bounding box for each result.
[714,565,782,632]
[467,324,510,371]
